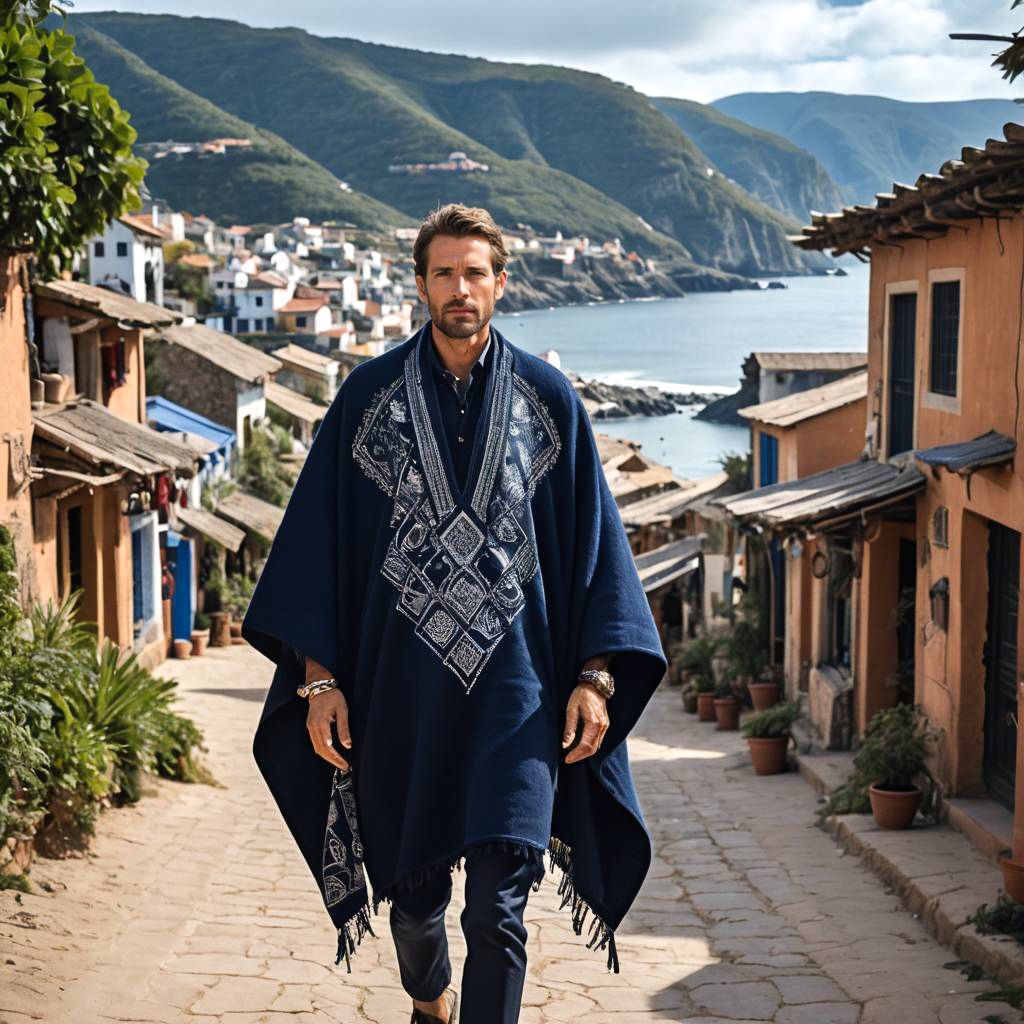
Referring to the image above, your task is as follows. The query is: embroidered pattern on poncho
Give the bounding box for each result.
[323,768,366,907]
[352,340,561,691]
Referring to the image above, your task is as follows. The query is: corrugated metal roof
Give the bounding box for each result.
[715,458,925,530]
[739,370,868,427]
[174,506,245,552]
[792,122,1024,256]
[914,430,1016,474]
[635,536,702,593]
[34,279,179,328]
[33,400,198,477]
[265,381,329,424]
[156,322,281,383]
[146,395,236,448]
[270,343,338,374]
[753,352,867,372]
[215,490,285,542]
[620,472,731,528]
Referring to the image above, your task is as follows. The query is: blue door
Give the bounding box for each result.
[166,532,195,641]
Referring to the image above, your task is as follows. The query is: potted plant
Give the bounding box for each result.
[722,603,770,709]
[677,632,721,721]
[172,637,192,659]
[694,675,716,721]
[190,611,211,657]
[713,679,740,731]
[855,704,938,830]
[679,670,699,714]
[741,701,799,775]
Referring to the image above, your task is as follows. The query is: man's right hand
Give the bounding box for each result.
[306,688,352,771]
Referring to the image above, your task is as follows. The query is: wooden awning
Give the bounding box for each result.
[214,490,285,543]
[174,505,246,552]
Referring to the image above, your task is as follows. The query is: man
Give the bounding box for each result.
[243,204,666,1024]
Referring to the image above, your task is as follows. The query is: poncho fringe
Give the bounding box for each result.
[334,834,619,974]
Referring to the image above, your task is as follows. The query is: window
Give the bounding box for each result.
[116,241,128,258]
[255,295,264,307]
[254,318,263,331]
[58,505,83,599]
[929,280,960,396]
[237,318,249,332]
[759,431,778,486]
[93,241,105,258]
[296,316,308,328]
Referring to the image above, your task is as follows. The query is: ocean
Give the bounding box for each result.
[493,263,871,479]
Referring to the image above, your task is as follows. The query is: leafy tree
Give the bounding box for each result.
[0,0,147,272]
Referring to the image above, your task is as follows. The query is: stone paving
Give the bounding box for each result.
[0,643,1015,1022]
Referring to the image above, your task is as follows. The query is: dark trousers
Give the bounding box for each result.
[388,846,536,1023]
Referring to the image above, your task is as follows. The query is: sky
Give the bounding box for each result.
[66,0,1023,104]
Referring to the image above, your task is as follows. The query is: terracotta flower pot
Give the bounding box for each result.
[999,853,1024,903]
[173,638,192,660]
[696,692,716,721]
[209,611,231,647]
[748,681,779,712]
[714,697,740,730]
[190,629,209,657]
[868,783,922,830]
[229,620,243,638]
[682,688,698,714]
[747,736,789,775]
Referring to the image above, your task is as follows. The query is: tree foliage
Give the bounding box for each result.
[0,0,147,271]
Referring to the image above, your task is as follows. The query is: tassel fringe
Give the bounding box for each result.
[547,836,619,973]
[347,836,618,975]
[334,901,376,973]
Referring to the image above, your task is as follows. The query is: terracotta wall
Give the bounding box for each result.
[0,253,36,595]
[867,215,1024,826]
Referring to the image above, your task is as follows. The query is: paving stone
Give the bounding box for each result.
[0,650,1014,1023]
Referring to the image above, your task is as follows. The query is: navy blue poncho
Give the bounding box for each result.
[243,321,666,974]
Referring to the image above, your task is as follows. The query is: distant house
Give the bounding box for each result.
[750,351,868,404]
[270,342,339,403]
[87,212,169,306]
[231,270,293,333]
[265,381,328,448]
[27,279,201,667]
[277,293,332,335]
[717,371,869,712]
[147,322,281,451]
[698,350,867,425]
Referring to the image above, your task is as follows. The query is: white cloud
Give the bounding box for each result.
[68,0,1024,102]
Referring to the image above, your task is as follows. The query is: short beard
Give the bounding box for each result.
[429,299,490,340]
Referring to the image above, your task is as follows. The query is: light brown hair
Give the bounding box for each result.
[413,203,509,279]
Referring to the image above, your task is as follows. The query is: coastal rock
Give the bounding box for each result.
[567,373,721,420]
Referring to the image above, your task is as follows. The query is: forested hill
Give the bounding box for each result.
[66,12,830,277]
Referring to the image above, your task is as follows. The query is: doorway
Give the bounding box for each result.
[983,519,1020,811]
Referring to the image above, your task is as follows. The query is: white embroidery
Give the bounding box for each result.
[323,768,366,906]
[351,338,562,692]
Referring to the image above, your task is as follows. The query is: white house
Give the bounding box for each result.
[87,213,167,305]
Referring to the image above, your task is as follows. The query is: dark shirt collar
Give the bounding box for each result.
[427,327,492,397]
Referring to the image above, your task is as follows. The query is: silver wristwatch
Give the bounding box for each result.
[578,668,614,699]
[296,677,338,699]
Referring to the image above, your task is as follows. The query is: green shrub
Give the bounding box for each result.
[193,611,211,631]
[676,631,721,684]
[238,422,295,506]
[742,701,800,739]
[819,704,940,819]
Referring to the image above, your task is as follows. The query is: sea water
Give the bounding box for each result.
[494,263,870,479]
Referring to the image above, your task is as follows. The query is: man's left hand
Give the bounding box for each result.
[562,683,610,764]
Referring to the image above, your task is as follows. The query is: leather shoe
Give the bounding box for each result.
[410,985,458,1023]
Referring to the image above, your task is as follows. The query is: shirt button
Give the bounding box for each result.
[458,436,464,443]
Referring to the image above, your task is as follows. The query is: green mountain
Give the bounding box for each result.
[713,90,1023,206]
[67,12,824,275]
[65,22,411,230]
[651,97,846,222]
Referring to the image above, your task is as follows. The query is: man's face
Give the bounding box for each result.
[415,234,507,340]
